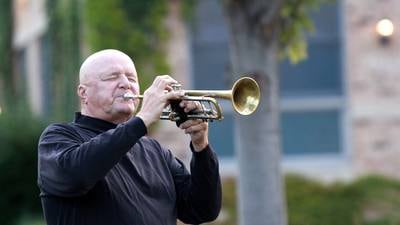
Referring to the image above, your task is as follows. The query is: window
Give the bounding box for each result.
[190,0,343,157]
[281,110,341,154]
[279,2,343,155]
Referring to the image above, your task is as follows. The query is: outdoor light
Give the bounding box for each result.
[0,106,2,115]
[376,18,394,45]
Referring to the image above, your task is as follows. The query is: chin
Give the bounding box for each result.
[114,102,135,112]
[117,107,134,115]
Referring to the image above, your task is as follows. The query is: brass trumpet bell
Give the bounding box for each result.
[232,77,261,115]
[184,77,260,116]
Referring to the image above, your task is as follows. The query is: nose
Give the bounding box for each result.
[118,74,131,90]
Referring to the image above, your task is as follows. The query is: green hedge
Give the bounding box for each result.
[0,110,46,225]
[206,175,400,225]
[287,174,400,225]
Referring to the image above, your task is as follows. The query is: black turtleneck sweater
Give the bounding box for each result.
[37,113,221,225]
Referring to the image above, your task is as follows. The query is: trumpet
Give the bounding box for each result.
[123,77,260,123]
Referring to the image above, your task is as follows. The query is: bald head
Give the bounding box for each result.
[79,49,135,84]
[77,49,140,123]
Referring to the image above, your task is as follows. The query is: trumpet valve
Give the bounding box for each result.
[171,83,182,91]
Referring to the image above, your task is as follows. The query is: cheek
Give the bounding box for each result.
[88,86,113,104]
[133,83,140,94]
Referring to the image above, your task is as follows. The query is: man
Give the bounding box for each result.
[37,49,221,225]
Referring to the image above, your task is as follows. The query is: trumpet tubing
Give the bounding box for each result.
[123,76,260,121]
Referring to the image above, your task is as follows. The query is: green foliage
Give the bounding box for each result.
[15,214,44,225]
[181,0,197,21]
[0,0,15,110]
[279,0,333,64]
[0,109,46,225]
[286,174,400,225]
[286,174,362,225]
[84,0,170,90]
[206,175,400,225]
[46,0,82,121]
[351,176,400,225]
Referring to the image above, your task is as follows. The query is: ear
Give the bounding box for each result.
[77,84,88,104]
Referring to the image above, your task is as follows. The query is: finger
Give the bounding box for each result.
[158,75,178,85]
[184,123,208,134]
[153,75,178,89]
[164,85,174,92]
[179,100,188,108]
[183,101,202,113]
[154,75,174,82]
[180,100,196,113]
[179,119,203,129]
[150,75,182,98]
[163,90,185,101]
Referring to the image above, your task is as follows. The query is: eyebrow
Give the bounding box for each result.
[100,72,137,81]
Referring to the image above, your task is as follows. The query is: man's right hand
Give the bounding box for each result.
[136,75,184,127]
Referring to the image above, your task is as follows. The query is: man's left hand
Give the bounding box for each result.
[178,101,209,152]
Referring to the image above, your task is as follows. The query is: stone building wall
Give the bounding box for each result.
[13,0,47,115]
[345,0,400,178]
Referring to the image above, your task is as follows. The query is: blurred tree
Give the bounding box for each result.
[46,0,82,121]
[0,0,15,111]
[221,0,328,225]
[84,0,170,90]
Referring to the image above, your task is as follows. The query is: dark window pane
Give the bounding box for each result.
[280,1,342,97]
[308,3,340,40]
[192,0,229,43]
[191,0,230,90]
[281,110,341,155]
[280,41,342,96]
[192,42,229,90]
[208,114,234,157]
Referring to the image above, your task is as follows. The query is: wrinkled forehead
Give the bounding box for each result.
[79,50,137,84]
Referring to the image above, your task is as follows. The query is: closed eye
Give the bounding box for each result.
[126,76,137,83]
[100,73,119,81]
[100,73,137,83]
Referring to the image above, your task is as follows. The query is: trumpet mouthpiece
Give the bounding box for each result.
[123,93,135,100]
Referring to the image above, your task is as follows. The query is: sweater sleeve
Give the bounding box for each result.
[166,144,222,224]
[38,117,146,197]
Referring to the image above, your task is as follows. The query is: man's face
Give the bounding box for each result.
[79,51,140,123]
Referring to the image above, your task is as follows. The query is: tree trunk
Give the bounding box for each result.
[222,1,287,225]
